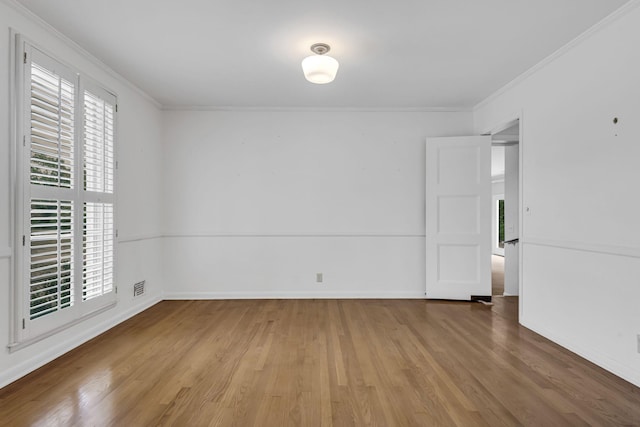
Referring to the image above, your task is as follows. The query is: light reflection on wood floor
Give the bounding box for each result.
[1,298,639,426]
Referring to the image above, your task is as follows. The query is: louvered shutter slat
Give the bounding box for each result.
[30,62,75,189]
[29,199,74,319]
[82,202,113,301]
[80,89,115,301]
[83,91,113,194]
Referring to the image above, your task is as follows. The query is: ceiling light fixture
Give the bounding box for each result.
[301,43,339,84]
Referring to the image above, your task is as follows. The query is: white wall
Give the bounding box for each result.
[162,110,473,298]
[474,3,640,387]
[0,2,164,387]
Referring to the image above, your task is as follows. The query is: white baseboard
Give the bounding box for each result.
[0,295,162,389]
[163,290,426,300]
[520,315,640,388]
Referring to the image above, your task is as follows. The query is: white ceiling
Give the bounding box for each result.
[15,0,629,109]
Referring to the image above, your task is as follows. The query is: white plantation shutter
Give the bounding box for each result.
[83,202,114,300]
[84,91,114,193]
[82,86,116,303]
[23,48,79,336]
[29,199,74,319]
[30,63,75,188]
[16,41,117,343]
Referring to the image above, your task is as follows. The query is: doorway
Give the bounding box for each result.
[490,120,519,297]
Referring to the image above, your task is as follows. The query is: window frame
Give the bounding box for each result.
[10,35,119,350]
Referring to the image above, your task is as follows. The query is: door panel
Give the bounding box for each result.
[426,136,491,300]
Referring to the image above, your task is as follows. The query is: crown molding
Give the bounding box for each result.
[1,0,162,110]
[161,105,472,113]
[162,232,425,238]
[473,0,640,112]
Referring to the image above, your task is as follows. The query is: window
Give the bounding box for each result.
[14,39,117,344]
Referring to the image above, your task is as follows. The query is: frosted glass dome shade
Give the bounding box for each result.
[302,54,339,84]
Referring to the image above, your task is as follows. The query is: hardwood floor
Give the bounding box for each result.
[492,255,505,295]
[1,298,639,426]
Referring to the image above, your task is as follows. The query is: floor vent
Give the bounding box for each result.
[133,280,146,297]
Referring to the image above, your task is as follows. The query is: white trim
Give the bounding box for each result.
[0,247,11,259]
[164,291,426,300]
[122,233,424,241]
[118,233,163,244]
[482,112,524,317]
[163,232,425,238]
[161,105,471,113]
[0,296,162,389]
[518,115,525,318]
[492,194,505,257]
[486,118,520,136]
[1,0,161,109]
[473,0,640,112]
[524,237,640,259]
[520,315,640,389]
[8,302,118,352]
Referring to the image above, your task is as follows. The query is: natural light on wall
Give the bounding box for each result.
[301,43,339,84]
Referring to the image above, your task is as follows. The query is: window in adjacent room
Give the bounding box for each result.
[498,199,505,249]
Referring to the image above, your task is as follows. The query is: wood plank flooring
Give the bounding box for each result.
[1,298,639,426]
[492,255,504,295]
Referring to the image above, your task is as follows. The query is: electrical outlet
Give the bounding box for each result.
[316,273,323,283]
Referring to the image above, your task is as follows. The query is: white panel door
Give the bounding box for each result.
[426,136,491,300]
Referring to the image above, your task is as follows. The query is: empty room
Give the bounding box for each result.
[1,0,639,425]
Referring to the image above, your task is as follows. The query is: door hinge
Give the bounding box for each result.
[115,229,119,238]
[22,318,25,329]
[115,286,118,294]
[22,235,26,246]
[23,135,26,146]
[115,104,118,113]
[23,52,27,64]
